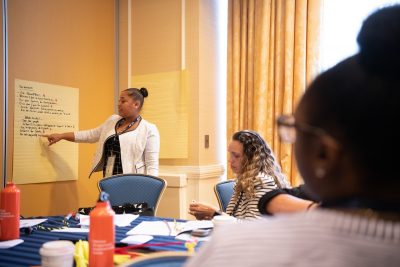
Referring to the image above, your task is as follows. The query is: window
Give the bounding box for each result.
[319,0,400,71]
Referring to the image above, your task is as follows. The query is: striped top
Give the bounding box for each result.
[226,173,284,220]
[185,209,400,267]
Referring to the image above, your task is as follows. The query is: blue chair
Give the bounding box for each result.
[214,180,235,212]
[98,174,167,216]
[119,251,191,267]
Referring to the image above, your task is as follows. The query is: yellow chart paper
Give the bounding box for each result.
[132,70,188,158]
[13,79,79,184]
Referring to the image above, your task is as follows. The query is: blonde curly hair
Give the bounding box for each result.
[232,130,288,200]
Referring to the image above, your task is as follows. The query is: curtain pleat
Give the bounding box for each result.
[227,0,323,184]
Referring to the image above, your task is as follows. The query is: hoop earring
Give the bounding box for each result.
[315,167,326,178]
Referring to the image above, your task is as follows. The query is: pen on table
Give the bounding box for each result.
[65,213,73,220]
[63,212,74,227]
[164,220,173,236]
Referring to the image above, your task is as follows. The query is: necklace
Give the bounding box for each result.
[116,115,141,135]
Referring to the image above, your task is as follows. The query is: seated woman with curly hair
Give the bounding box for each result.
[189,130,290,220]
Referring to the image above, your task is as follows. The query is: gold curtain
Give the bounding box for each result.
[227,0,323,185]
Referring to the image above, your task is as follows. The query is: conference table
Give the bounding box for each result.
[0,215,193,267]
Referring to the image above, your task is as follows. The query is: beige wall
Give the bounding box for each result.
[125,0,226,218]
[126,0,226,167]
[131,0,181,75]
[198,0,227,165]
[120,0,227,219]
[127,0,227,218]
[6,0,115,216]
[120,0,225,166]
[130,0,188,159]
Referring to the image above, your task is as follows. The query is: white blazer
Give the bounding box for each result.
[74,115,160,177]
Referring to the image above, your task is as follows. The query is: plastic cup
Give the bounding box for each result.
[212,215,237,228]
[39,240,75,267]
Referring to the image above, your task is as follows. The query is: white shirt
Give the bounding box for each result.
[74,115,160,176]
[185,209,400,267]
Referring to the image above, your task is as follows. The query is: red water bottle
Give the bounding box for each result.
[0,182,21,240]
[89,192,115,267]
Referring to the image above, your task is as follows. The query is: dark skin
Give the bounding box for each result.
[293,88,400,206]
[293,97,363,203]
[265,194,316,214]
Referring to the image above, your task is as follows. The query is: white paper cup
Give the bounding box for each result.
[39,240,75,267]
[212,215,237,228]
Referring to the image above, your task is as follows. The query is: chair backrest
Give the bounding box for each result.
[119,251,191,267]
[214,180,235,212]
[98,174,167,215]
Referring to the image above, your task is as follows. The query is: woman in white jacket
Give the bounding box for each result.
[43,87,160,177]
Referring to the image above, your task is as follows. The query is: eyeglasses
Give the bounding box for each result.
[276,115,329,144]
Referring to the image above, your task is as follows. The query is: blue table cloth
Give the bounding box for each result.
[0,215,189,267]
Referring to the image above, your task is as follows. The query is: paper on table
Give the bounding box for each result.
[120,235,153,245]
[79,214,139,227]
[183,220,213,232]
[79,214,90,226]
[20,218,47,228]
[0,239,24,249]
[51,228,89,233]
[126,221,182,236]
[114,214,139,227]
[126,220,213,237]
[175,233,211,242]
